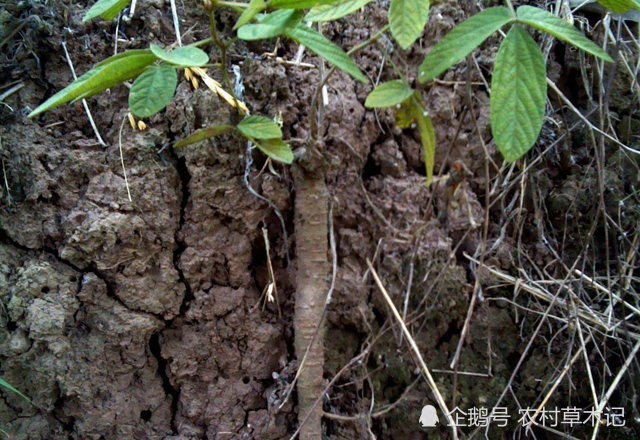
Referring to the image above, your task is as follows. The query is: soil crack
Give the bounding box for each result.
[149,332,179,434]
[148,151,195,435]
[0,228,165,320]
[172,153,194,315]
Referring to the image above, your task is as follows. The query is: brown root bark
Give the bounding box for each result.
[293,161,329,440]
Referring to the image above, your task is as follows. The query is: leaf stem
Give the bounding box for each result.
[218,0,249,8]
[504,0,516,17]
[310,24,391,140]
[410,93,425,113]
[191,37,215,48]
[347,24,390,57]
[377,42,407,84]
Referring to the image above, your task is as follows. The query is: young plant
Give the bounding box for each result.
[26,0,619,439]
[27,2,365,438]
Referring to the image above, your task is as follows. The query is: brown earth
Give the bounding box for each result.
[1,0,639,439]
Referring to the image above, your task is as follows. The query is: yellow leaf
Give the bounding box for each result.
[127,112,136,130]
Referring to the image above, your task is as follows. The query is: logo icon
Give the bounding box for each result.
[419,405,439,427]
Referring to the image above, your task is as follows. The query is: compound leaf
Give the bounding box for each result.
[269,0,338,9]
[255,138,294,164]
[365,80,414,108]
[84,0,131,21]
[595,0,640,13]
[305,0,374,22]
[150,44,209,67]
[234,0,267,29]
[29,50,157,117]
[238,115,283,139]
[517,6,613,62]
[174,125,235,148]
[418,7,514,83]
[284,24,367,83]
[389,0,430,50]
[490,24,547,163]
[238,9,303,40]
[129,65,178,118]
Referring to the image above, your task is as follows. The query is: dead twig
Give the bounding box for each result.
[0,21,27,51]
[117,116,133,202]
[61,42,107,146]
[0,83,24,103]
[170,0,182,47]
[367,259,459,440]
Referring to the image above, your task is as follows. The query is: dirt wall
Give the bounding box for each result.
[1,0,639,439]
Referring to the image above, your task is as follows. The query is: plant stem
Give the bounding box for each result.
[208,9,245,115]
[201,63,223,68]
[293,23,390,440]
[292,162,329,440]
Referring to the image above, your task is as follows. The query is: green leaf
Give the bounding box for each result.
[72,50,159,102]
[238,9,304,40]
[0,378,34,406]
[150,44,209,67]
[490,24,547,163]
[389,0,430,50]
[305,0,373,21]
[234,0,267,29]
[365,80,414,108]
[29,50,157,117]
[269,0,338,9]
[238,23,283,40]
[255,138,294,164]
[174,125,235,148]
[416,110,436,186]
[517,6,613,62]
[595,0,640,13]
[92,49,155,69]
[284,24,367,83]
[418,7,514,83]
[238,115,283,139]
[129,65,178,118]
[84,0,132,21]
